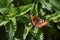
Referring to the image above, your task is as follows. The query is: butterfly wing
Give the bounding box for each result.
[29,13,36,26]
[35,18,48,28]
[29,13,48,28]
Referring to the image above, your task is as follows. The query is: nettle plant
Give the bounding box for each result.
[0,0,60,40]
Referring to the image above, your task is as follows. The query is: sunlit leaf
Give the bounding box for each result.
[39,33,44,40]
[16,4,34,16]
[5,17,17,40]
[41,0,52,10]
[0,0,13,8]
[0,0,13,15]
[49,11,60,22]
[40,9,45,16]
[49,0,60,11]
[14,38,21,40]
[31,27,44,40]
[0,21,8,26]
[57,25,60,30]
[23,25,32,40]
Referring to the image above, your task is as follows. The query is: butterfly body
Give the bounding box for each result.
[29,13,48,28]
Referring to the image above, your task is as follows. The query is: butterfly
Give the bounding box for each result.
[29,13,48,28]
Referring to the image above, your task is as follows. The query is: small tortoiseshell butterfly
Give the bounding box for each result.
[29,13,48,28]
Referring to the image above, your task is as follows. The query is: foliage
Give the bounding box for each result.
[0,0,60,40]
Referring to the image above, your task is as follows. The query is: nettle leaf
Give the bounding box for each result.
[19,4,32,12]
[45,11,60,22]
[35,3,39,15]
[0,0,13,8]
[11,17,17,31]
[0,7,17,26]
[0,0,7,8]
[49,11,60,22]
[23,25,32,40]
[40,9,45,16]
[49,0,60,11]
[40,0,52,10]
[57,25,60,30]
[7,0,13,5]
[0,0,13,15]
[39,32,44,40]
[17,14,29,24]
[0,15,8,26]
[45,15,51,20]
[31,27,44,40]
[14,38,21,40]
[0,21,8,26]
[5,17,17,40]
[16,4,34,16]
[0,8,8,14]
[7,8,17,17]
[9,17,17,40]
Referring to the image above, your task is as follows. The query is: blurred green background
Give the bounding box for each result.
[0,0,60,40]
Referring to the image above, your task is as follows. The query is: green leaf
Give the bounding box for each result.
[31,27,44,40]
[0,21,8,26]
[5,17,17,40]
[11,17,17,31]
[57,25,60,30]
[0,0,13,15]
[49,0,60,11]
[38,33,44,40]
[14,38,21,40]
[45,11,60,22]
[0,0,13,8]
[7,7,17,17]
[35,3,38,13]
[49,11,60,22]
[41,0,52,10]
[19,4,32,12]
[0,8,7,14]
[16,4,34,16]
[40,9,45,16]
[0,0,7,8]
[23,25,32,40]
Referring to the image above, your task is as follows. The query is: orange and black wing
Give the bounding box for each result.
[29,13,48,28]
